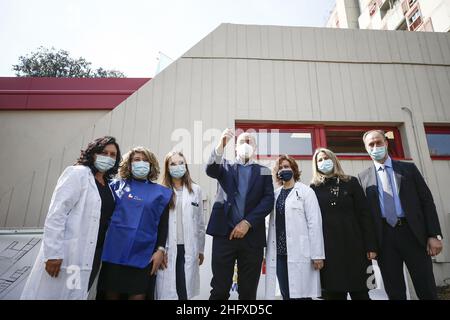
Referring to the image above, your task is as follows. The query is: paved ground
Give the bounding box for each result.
[437,285,450,300]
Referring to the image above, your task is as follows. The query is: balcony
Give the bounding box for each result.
[401,0,418,14]
[409,15,423,31]
[381,0,407,30]
[380,0,392,12]
[406,3,423,31]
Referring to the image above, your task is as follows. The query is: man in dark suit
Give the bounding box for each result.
[206,128,274,300]
[358,129,443,300]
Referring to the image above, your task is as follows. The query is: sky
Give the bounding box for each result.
[0,0,336,78]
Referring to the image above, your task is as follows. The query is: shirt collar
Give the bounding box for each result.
[374,156,392,171]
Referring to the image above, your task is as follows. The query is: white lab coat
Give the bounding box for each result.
[21,165,103,300]
[156,183,206,300]
[265,182,325,299]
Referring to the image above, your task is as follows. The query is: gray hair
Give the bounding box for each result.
[236,131,257,147]
[362,130,387,143]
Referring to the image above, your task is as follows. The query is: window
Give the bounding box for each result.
[236,122,405,160]
[235,123,316,159]
[409,8,421,23]
[425,126,450,159]
[408,0,417,7]
[407,5,423,31]
[402,0,417,14]
[369,0,378,16]
[324,126,404,158]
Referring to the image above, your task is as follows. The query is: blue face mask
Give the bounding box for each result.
[169,164,187,179]
[132,161,150,179]
[369,146,387,161]
[94,155,115,173]
[318,159,334,174]
[278,169,293,182]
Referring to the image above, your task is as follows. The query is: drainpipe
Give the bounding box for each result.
[401,106,426,179]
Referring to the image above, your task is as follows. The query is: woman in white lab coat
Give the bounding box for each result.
[265,155,325,300]
[156,151,206,300]
[20,136,121,300]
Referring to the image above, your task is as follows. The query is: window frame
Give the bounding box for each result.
[323,125,405,160]
[406,2,423,31]
[235,122,319,160]
[235,122,406,161]
[425,126,450,160]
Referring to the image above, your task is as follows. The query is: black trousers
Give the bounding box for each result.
[146,263,156,300]
[210,236,263,300]
[176,244,188,300]
[276,254,290,300]
[377,221,438,300]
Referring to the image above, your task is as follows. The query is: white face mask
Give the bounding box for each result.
[236,143,254,160]
[131,161,150,179]
[318,159,334,174]
[94,155,115,173]
[369,145,387,162]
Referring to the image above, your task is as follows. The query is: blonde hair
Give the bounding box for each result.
[311,148,350,186]
[272,155,301,186]
[119,146,160,181]
[162,151,195,209]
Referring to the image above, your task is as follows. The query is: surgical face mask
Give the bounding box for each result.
[318,159,334,175]
[169,164,186,179]
[94,155,115,173]
[278,169,293,182]
[132,161,150,179]
[369,145,387,161]
[236,143,254,160]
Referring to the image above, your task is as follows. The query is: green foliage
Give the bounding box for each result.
[13,46,126,78]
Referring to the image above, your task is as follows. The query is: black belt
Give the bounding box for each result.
[382,217,407,227]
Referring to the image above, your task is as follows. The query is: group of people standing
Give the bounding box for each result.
[207,128,443,301]
[21,138,205,300]
[21,128,443,300]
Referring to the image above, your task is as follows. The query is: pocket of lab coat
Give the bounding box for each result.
[290,199,304,215]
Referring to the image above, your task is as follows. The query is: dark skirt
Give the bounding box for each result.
[97,262,152,295]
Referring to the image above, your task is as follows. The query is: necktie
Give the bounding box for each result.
[379,166,398,227]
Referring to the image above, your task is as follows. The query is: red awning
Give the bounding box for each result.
[0,77,150,110]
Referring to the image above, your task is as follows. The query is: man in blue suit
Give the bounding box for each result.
[206,128,274,300]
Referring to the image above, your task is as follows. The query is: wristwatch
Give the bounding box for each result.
[435,235,443,241]
[157,246,166,253]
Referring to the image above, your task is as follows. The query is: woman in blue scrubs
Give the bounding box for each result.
[98,147,172,300]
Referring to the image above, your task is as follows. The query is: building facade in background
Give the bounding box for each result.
[0,77,149,191]
[327,0,450,32]
[326,0,361,28]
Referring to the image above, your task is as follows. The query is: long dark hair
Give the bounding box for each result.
[76,136,121,179]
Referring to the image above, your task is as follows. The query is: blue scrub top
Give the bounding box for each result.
[101,178,172,268]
